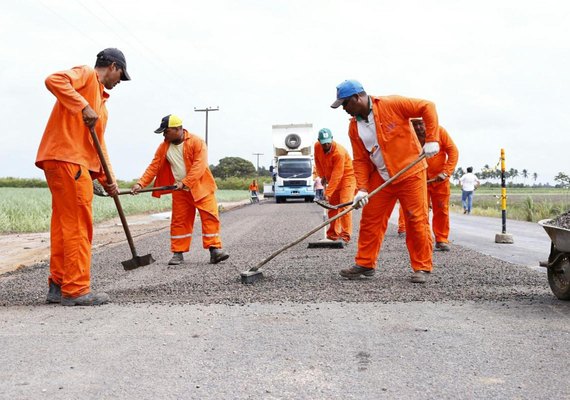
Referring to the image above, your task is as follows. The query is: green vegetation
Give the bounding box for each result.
[449,187,570,222]
[0,188,250,234]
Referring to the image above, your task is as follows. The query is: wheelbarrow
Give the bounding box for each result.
[538,219,570,300]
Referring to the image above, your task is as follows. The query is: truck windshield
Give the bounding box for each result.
[277,159,312,178]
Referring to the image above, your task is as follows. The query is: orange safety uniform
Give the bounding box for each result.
[248,182,258,192]
[349,96,439,272]
[314,141,356,242]
[35,65,114,298]
[397,126,459,243]
[137,130,222,253]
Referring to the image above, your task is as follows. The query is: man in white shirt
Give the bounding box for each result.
[459,167,480,214]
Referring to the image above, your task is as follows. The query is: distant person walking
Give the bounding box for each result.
[36,48,131,306]
[459,167,480,214]
[249,179,259,203]
[131,114,229,266]
[314,128,356,244]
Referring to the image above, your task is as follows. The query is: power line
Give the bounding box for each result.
[194,106,219,146]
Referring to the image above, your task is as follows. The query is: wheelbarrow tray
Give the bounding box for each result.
[538,219,570,253]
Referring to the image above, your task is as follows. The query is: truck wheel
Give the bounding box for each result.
[304,197,313,202]
[276,197,284,204]
[285,134,301,149]
[547,258,570,300]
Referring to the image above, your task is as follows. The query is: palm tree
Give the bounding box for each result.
[533,172,538,184]
[522,169,528,186]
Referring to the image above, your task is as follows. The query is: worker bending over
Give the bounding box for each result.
[314,128,356,244]
[397,119,459,251]
[36,48,131,306]
[131,114,229,266]
[331,79,440,283]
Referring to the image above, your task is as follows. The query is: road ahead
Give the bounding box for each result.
[1,200,568,400]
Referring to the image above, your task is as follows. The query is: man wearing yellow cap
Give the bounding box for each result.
[131,114,229,265]
[314,128,356,244]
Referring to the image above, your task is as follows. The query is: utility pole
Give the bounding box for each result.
[252,152,264,173]
[194,106,219,146]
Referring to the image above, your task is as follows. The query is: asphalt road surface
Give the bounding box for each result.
[1,200,569,399]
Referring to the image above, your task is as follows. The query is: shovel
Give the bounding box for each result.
[241,153,427,283]
[93,184,177,197]
[89,126,155,270]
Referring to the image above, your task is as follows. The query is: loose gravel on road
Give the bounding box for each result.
[0,201,553,306]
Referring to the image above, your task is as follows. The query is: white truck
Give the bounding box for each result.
[268,123,315,203]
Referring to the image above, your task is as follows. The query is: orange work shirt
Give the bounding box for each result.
[314,141,355,198]
[249,183,258,192]
[348,95,439,191]
[138,130,217,201]
[426,126,459,179]
[36,65,113,181]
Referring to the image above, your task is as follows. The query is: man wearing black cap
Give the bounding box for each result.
[35,48,131,306]
[131,114,230,266]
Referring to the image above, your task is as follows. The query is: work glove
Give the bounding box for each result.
[436,172,448,182]
[423,142,440,158]
[352,190,369,209]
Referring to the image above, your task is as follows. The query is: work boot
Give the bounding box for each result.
[168,252,184,265]
[435,242,451,251]
[61,292,110,306]
[209,247,229,264]
[46,281,61,304]
[339,265,375,279]
[411,270,429,284]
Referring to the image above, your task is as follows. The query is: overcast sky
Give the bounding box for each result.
[1,0,569,184]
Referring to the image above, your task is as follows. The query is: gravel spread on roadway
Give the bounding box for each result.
[0,201,553,306]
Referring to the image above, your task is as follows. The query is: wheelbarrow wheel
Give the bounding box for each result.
[547,258,570,300]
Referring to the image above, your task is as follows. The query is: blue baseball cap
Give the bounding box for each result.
[330,79,364,108]
[318,128,333,144]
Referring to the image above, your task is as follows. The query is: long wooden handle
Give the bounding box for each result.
[89,126,138,258]
[249,153,427,272]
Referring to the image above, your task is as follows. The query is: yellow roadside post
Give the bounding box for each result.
[495,148,514,244]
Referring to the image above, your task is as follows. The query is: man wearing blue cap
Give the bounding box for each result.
[314,128,356,244]
[331,80,440,283]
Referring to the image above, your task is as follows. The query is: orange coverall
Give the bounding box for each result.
[137,130,222,253]
[314,141,356,242]
[397,126,459,243]
[349,96,439,272]
[35,65,114,298]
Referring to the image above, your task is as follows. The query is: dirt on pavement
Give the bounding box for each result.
[0,200,249,276]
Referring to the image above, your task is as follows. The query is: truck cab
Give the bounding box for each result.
[271,123,315,203]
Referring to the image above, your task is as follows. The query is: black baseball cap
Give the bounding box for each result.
[97,48,131,81]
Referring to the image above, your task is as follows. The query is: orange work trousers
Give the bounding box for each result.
[397,181,451,243]
[326,180,356,242]
[171,190,222,252]
[43,160,93,298]
[356,171,433,272]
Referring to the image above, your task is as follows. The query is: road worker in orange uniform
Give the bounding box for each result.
[249,179,259,203]
[35,48,130,306]
[314,128,356,244]
[331,79,440,283]
[397,119,459,251]
[131,115,229,266]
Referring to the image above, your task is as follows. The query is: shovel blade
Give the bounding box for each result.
[122,254,155,271]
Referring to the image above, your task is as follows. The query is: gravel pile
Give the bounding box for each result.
[547,210,570,229]
[0,202,553,306]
